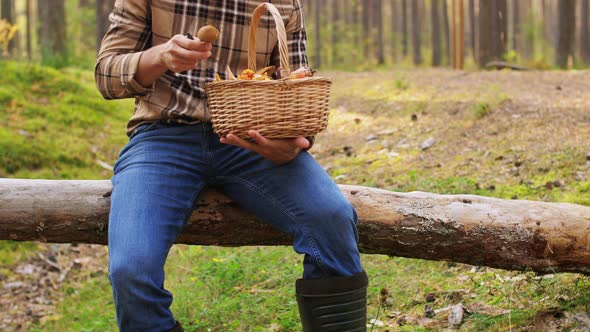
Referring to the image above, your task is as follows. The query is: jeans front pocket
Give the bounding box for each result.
[114,122,160,175]
[128,122,161,140]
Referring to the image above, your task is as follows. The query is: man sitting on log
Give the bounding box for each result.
[95,0,367,331]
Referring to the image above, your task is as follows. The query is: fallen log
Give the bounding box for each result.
[485,60,530,71]
[1,179,590,275]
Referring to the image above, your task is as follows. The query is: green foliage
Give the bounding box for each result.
[28,271,117,332]
[502,49,520,63]
[39,48,71,69]
[34,251,590,331]
[65,0,97,69]
[0,61,131,178]
[394,79,409,91]
[168,246,303,331]
[472,102,492,119]
[0,241,38,266]
[522,10,553,69]
[468,87,510,120]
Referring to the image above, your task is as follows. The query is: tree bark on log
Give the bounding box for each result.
[1,179,590,275]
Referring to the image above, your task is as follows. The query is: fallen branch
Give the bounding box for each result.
[1,179,590,275]
[485,61,530,71]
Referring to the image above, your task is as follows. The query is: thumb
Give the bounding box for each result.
[293,137,310,149]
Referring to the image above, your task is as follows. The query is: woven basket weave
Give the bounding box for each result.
[205,2,332,139]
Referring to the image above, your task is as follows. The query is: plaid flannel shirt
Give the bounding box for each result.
[95,0,308,134]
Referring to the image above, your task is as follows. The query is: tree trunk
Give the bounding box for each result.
[542,0,549,45]
[38,0,66,61]
[431,0,441,66]
[468,0,476,62]
[1,0,15,55]
[390,0,397,61]
[352,0,360,49]
[478,0,493,66]
[3,179,590,276]
[26,0,32,60]
[1,0,13,21]
[442,0,451,64]
[478,0,507,67]
[344,0,353,26]
[349,0,360,64]
[411,0,422,65]
[401,0,408,57]
[522,0,534,59]
[449,0,465,69]
[555,0,576,68]
[458,0,465,69]
[512,0,520,52]
[543,0,558,51]
[313,0,321,68]
[362,0,372,58]
[497,0,508,57]
[96,0,115,53]
[331,0,339,65]
[580,0,590,64]
[374,0,385,64]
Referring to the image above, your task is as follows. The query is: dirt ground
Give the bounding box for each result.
[315,69,590,200]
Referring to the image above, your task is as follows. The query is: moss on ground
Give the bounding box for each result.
[0,61,131,179]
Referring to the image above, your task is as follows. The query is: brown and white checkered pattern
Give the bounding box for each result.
[95,0,308,134]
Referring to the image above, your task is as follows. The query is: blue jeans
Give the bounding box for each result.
[108,122,362,331]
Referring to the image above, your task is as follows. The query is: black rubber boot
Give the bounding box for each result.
[296,271,368,332]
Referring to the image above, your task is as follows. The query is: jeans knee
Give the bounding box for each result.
[303,200,361,277]
[109,260,136,290]
[326,200,357,226]
[109,253,163,291]
[310,200,358,242]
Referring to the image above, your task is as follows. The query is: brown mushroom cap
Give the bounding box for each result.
[197,25,220,43]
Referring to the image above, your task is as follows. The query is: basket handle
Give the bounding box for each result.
[248,3,290,75]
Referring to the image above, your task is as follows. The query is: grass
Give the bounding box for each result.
[34,248,590,331]
[472,102,492,119]
[0,61,131,179]
[2,62,590,331]
[0,60,130,280]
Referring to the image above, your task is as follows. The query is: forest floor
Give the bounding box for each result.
[1,63,590,331]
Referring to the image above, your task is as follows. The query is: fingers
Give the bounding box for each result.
[248,131,308,150]
[162,53,200,73]
[220,132,306,165]
[168,46,210,64]
[163,35,213,72]
[220,134,259,152]
[174,34,213,52]
[247,130,270,146]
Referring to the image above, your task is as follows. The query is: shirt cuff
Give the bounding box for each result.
[121,52,154,96]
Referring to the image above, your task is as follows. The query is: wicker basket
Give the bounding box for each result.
[205,2,332,139]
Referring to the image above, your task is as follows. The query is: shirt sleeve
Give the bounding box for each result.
[270,0,309,72]
[95,0,153,99]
